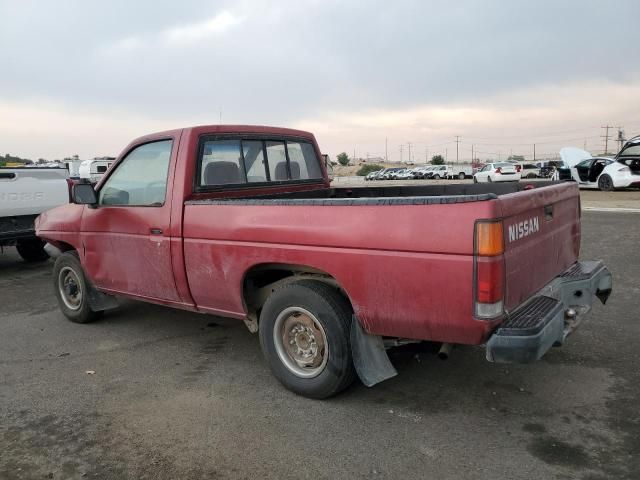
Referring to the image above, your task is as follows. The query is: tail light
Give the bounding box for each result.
[474,221,505,319]
[495,167,502,174]
[516,165,522,172]
[618,166,630,172]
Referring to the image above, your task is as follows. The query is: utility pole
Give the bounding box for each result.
[399,145,403,163]
[407,142,412,164]
[471,144,474,164]
[445,148,448,161]
[455,136,460,164]
[385,137,388,162]
[425,148,429,163]
[601,125,612,155]
[617,127,625,152]
[353,148,356,164]
[533,144,536,162]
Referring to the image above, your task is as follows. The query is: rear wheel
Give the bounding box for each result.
[433,174,441,180]
[473,177,478,184]
[259,280,356,399]
[458,172,465,180]
[16,238,49,262]
[598,174,614,191]
[53,252,103,323]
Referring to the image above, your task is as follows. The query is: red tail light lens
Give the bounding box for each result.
[495,167,502,174]
[476,259,504,303]
[516,165,521,172]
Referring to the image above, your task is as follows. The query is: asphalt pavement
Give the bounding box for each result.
[1,211,638,480]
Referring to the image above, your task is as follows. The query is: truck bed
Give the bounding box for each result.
[187,181,560,205]
[183,180,578,345]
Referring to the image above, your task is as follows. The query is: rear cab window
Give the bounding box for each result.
[197,136,323,190]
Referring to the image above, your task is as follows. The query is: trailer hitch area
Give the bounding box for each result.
[350,317,397,387]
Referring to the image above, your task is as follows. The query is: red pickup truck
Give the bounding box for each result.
[36,125,612,399]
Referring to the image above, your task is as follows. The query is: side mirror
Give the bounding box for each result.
[73,183,98,205]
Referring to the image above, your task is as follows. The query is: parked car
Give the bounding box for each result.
[78,158,116,184]
[558,139,640,191]
[381,167,405,180]
[37,125,611,399]
[395,169,416,180]
[427,165,448,179]
[445,164,474,180]
[0,167,71,261]
[520,163,540,178]
[412,166,434,179]
[473,163,522,183]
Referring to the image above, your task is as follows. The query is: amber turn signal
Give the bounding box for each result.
[475,221,504,256]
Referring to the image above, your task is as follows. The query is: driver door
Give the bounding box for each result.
[80,138,181,303]
[574,159,593,183]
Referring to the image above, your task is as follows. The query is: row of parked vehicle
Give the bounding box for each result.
[365,165,471,181]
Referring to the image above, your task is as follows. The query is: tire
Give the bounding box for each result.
[259,280,356,399]
[488,176,493,183]
[433,174,441,180]
[16,238,49,262]
[53,251,103,323]
[458,172,465,180]
[598,174,614,192]
[473,177,478,184]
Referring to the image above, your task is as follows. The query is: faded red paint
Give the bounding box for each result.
[36,125,581,346]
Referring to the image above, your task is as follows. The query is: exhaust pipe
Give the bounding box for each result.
[44,243,62,259]
[438,343,453,360]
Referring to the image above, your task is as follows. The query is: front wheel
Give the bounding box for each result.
[259,280,356,399]
[598,174,614,192]
[473,177,478,184]
[458,172,466,180]
[53,252,103,323]
[433,174,441,180]
[16,238,49,262]
[487,176,493,183]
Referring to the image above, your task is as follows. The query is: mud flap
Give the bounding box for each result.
[350,317,397,387]
[87,284,119,311]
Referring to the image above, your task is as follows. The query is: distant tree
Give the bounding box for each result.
[431,155,445,165]
[508,155,524,162]
[356,164,384,176]
[336,152,350,166]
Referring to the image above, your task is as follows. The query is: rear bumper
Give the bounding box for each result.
[486,260,612,363]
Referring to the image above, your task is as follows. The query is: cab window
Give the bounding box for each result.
[197,137,323,188]
[99,140,172,206]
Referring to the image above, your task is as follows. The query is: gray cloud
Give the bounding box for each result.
[2,1,638,118]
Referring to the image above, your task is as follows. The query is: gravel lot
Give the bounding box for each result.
[1,211,638,480]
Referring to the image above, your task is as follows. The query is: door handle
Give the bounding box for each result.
[150,228,163,235]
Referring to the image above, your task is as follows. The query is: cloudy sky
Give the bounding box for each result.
[1,0,639,162]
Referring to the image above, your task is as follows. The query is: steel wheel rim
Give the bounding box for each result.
[273,307,328,378]
[58,266,83,311]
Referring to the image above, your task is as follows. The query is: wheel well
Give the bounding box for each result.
[242,264,351,325]
[49,240,76,252]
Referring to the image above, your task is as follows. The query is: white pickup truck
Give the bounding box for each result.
[0,167,70,261]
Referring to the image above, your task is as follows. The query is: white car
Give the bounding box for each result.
[559,138,640,190]
[473,163,521,183]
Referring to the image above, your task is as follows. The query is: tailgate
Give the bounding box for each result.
[498,183,581,310]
